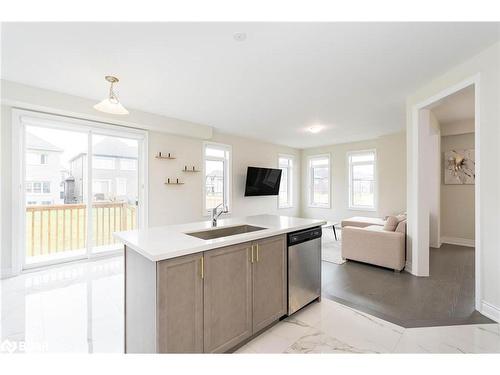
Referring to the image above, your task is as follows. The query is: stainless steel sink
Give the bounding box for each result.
[186,225,266,240]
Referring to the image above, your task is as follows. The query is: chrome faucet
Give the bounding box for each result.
[211,203,228,227]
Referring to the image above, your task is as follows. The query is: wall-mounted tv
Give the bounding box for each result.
[244,167,282,196]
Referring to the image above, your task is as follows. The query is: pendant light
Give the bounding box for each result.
[94,75,129,115]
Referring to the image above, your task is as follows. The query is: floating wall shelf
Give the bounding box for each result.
[155,152,176,160]
[182,168,200,173]
[164,182,185,185]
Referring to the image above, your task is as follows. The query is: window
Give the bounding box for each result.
[203,142,231,214]
[92,179,111,201]
[92,156,115,169]
[278,155,293,208]
[116,178,127,196]
[308,155,331,208]
[348,150,376,210]
[26,152,48,165]
[26,181,50,194]
[120,158,137,171]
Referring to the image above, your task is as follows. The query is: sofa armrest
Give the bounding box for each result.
[342,226,405,271]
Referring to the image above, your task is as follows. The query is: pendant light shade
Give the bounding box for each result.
[94,76,129,115]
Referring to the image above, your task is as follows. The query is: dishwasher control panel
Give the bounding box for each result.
[287,226,322,246]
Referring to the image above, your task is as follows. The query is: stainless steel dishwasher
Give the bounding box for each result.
[287,226,322,315]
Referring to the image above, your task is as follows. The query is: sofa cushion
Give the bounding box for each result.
[383,216,399,231]
[395,220,407,234]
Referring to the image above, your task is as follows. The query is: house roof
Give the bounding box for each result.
[69,137,138,161]
[26,132,63,152]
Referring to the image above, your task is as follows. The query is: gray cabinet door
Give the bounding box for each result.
[252,235,287,333]
[203,242,253,353]
[157,253,204,353]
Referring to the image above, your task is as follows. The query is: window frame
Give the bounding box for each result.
[277,154,294,209]
[92,178,112,196]
[202,141,232,216]
[119,158,137,171]
[26,180,51,195]
[115,177,127,196]
[307,154,331,209]
[92,155,115,170]
[347,149,377,211]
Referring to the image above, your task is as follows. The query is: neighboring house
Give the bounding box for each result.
[69,138,138,204]
[205,169,223,196]
[25,132,64,205]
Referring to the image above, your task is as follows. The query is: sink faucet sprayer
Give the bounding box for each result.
[211,203,229,227]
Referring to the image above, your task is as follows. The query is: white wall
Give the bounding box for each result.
[406,42,500,321]
[440,119,475,136]
[148,130,301,227]
[428,110,441,249]
[1,80,213,139]
[300,132,406,222]
[440,132,475,243]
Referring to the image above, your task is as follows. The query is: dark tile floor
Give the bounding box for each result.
[321,243,495,328]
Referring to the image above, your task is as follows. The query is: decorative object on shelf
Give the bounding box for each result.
[165,177,184,185]
[94,76,129,115]
[444,149,475,185]
[155,152,175,159]
[182,165,200,172]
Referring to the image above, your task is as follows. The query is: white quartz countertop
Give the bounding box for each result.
[114,214,326,262]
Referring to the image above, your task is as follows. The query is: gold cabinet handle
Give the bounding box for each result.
[251,245,254,263]
[256,244,259,262]
[200,256,204,279]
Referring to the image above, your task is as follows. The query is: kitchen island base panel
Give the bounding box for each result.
[121,216,325,353]
[125,247,157,353]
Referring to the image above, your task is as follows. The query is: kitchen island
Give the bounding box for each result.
[115,214,325,353]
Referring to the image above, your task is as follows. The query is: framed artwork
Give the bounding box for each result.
[444,149,475,185]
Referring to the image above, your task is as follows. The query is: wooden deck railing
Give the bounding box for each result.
[26,202,136,257]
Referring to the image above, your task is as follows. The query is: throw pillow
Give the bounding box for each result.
[383,216,399,231]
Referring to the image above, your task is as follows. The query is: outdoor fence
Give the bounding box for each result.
[26,201,136,257]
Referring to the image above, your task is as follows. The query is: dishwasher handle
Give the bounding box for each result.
[287,227,322,246]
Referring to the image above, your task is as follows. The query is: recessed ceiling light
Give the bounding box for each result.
[233,32,247,42]
[308,125,323,134]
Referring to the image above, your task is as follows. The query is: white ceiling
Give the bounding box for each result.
[430,85,475,125]
[1,23,499,148]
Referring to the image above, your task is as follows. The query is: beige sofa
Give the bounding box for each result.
[341,216,406,271]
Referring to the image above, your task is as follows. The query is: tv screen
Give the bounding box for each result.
[244,167,282,196]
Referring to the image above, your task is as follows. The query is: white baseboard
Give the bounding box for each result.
[1,267,14,279]
[440,236,475,248]
[481,300,500,322]
[404,261,413,274]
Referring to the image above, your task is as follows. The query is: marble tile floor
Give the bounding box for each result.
[1,255,499,354]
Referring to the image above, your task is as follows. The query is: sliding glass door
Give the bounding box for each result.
[21,112,146,268]
[91,134,139,254]
[24,125,89,265]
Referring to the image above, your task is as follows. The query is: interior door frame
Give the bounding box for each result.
[11,108,148,273]
[409,74,480,309]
